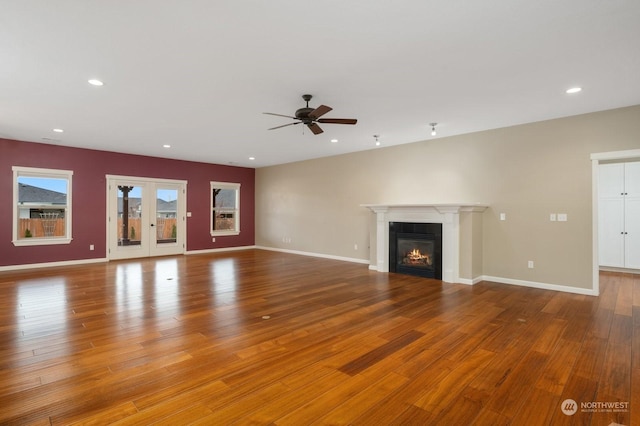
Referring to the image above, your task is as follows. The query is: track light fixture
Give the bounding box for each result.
[430,123,437,136]
[373,134,380,146]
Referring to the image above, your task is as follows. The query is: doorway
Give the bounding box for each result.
[107,175,186,260]
[591,149,640,295]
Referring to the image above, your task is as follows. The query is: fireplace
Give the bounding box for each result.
[362,204,488,284]
[389,222,442,279]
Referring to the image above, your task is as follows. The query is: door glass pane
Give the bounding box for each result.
[117,185,142,246]
[156,188,178,244]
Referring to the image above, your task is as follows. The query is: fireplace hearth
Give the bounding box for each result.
[389,222,442,279]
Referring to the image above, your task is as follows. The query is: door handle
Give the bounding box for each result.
[150,223,155,227]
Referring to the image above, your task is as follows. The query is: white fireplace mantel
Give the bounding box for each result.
[362,203,488,283]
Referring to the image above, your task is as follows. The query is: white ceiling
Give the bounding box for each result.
[1,1,639,168]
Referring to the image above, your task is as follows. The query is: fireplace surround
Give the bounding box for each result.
[362,204,488,284]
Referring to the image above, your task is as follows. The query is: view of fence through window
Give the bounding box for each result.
[156,188,178,244]
[117,186,178,246]
[17,176,68,239]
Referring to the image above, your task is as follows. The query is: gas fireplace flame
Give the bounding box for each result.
[402,248,433,266]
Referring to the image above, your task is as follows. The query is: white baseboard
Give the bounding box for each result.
[479,275,598,296]
[255,246,370,265]
[599,266,640,275]
[370,266,596,295]
[185,245,256,255]
[457,276,484,285]
[368,266,590,295]
[0,257,108,272]
[0,246,258,272]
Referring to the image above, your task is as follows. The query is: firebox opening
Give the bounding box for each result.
[398,238,434,268]
[389,222,442,280]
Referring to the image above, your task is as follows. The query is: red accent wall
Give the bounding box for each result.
[0,138,255,267]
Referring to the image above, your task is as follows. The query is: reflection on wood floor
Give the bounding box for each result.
[0,249,637,425]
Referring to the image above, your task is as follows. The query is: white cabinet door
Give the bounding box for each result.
[599,163,625,198]
[625,162,640,268]
[625,161,640,197]
[625,198,640,269]
[599,197,625,267]
[598,161,640,269]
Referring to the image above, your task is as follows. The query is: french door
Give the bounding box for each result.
[107,176,186,260]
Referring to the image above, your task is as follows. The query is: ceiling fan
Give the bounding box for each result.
[264,94,357,135]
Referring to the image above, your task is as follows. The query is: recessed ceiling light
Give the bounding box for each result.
[88,79,104,86]
[53,128,64,133]
[566,87,582,94]
[163,144,171,148]
[249,157,255,160]
[330,139,338,143]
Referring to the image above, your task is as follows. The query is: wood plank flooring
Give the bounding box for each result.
[0,249,637,425]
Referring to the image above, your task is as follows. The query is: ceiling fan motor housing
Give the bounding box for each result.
[296,94,315,122]
[295,107,314,122]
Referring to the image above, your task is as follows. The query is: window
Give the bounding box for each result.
[13,166,73,246]
[210,181,240,236]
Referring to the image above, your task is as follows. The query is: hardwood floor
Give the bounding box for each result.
[0,249,637,425]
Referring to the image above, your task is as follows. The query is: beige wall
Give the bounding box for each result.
[255,105,640,290]
[459,211,484,281]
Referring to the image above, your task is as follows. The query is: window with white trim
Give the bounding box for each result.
[210,182,240,236]
[13,166,73,246]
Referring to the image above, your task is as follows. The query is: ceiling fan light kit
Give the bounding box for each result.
[264,94,357,135]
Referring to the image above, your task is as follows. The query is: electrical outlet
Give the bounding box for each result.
[354,243,358,250]
[212,237,216,242]
[528,260,534,269]
[500,213,506,221]
[89,244,94,251]
[550,213,556,221]
[558,213,568,222]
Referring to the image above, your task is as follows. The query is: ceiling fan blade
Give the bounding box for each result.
[307,123,324,134]
[308,105,332,120]
[263,112,297,119]
[268,122,300,130]
[317,118,358,125]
